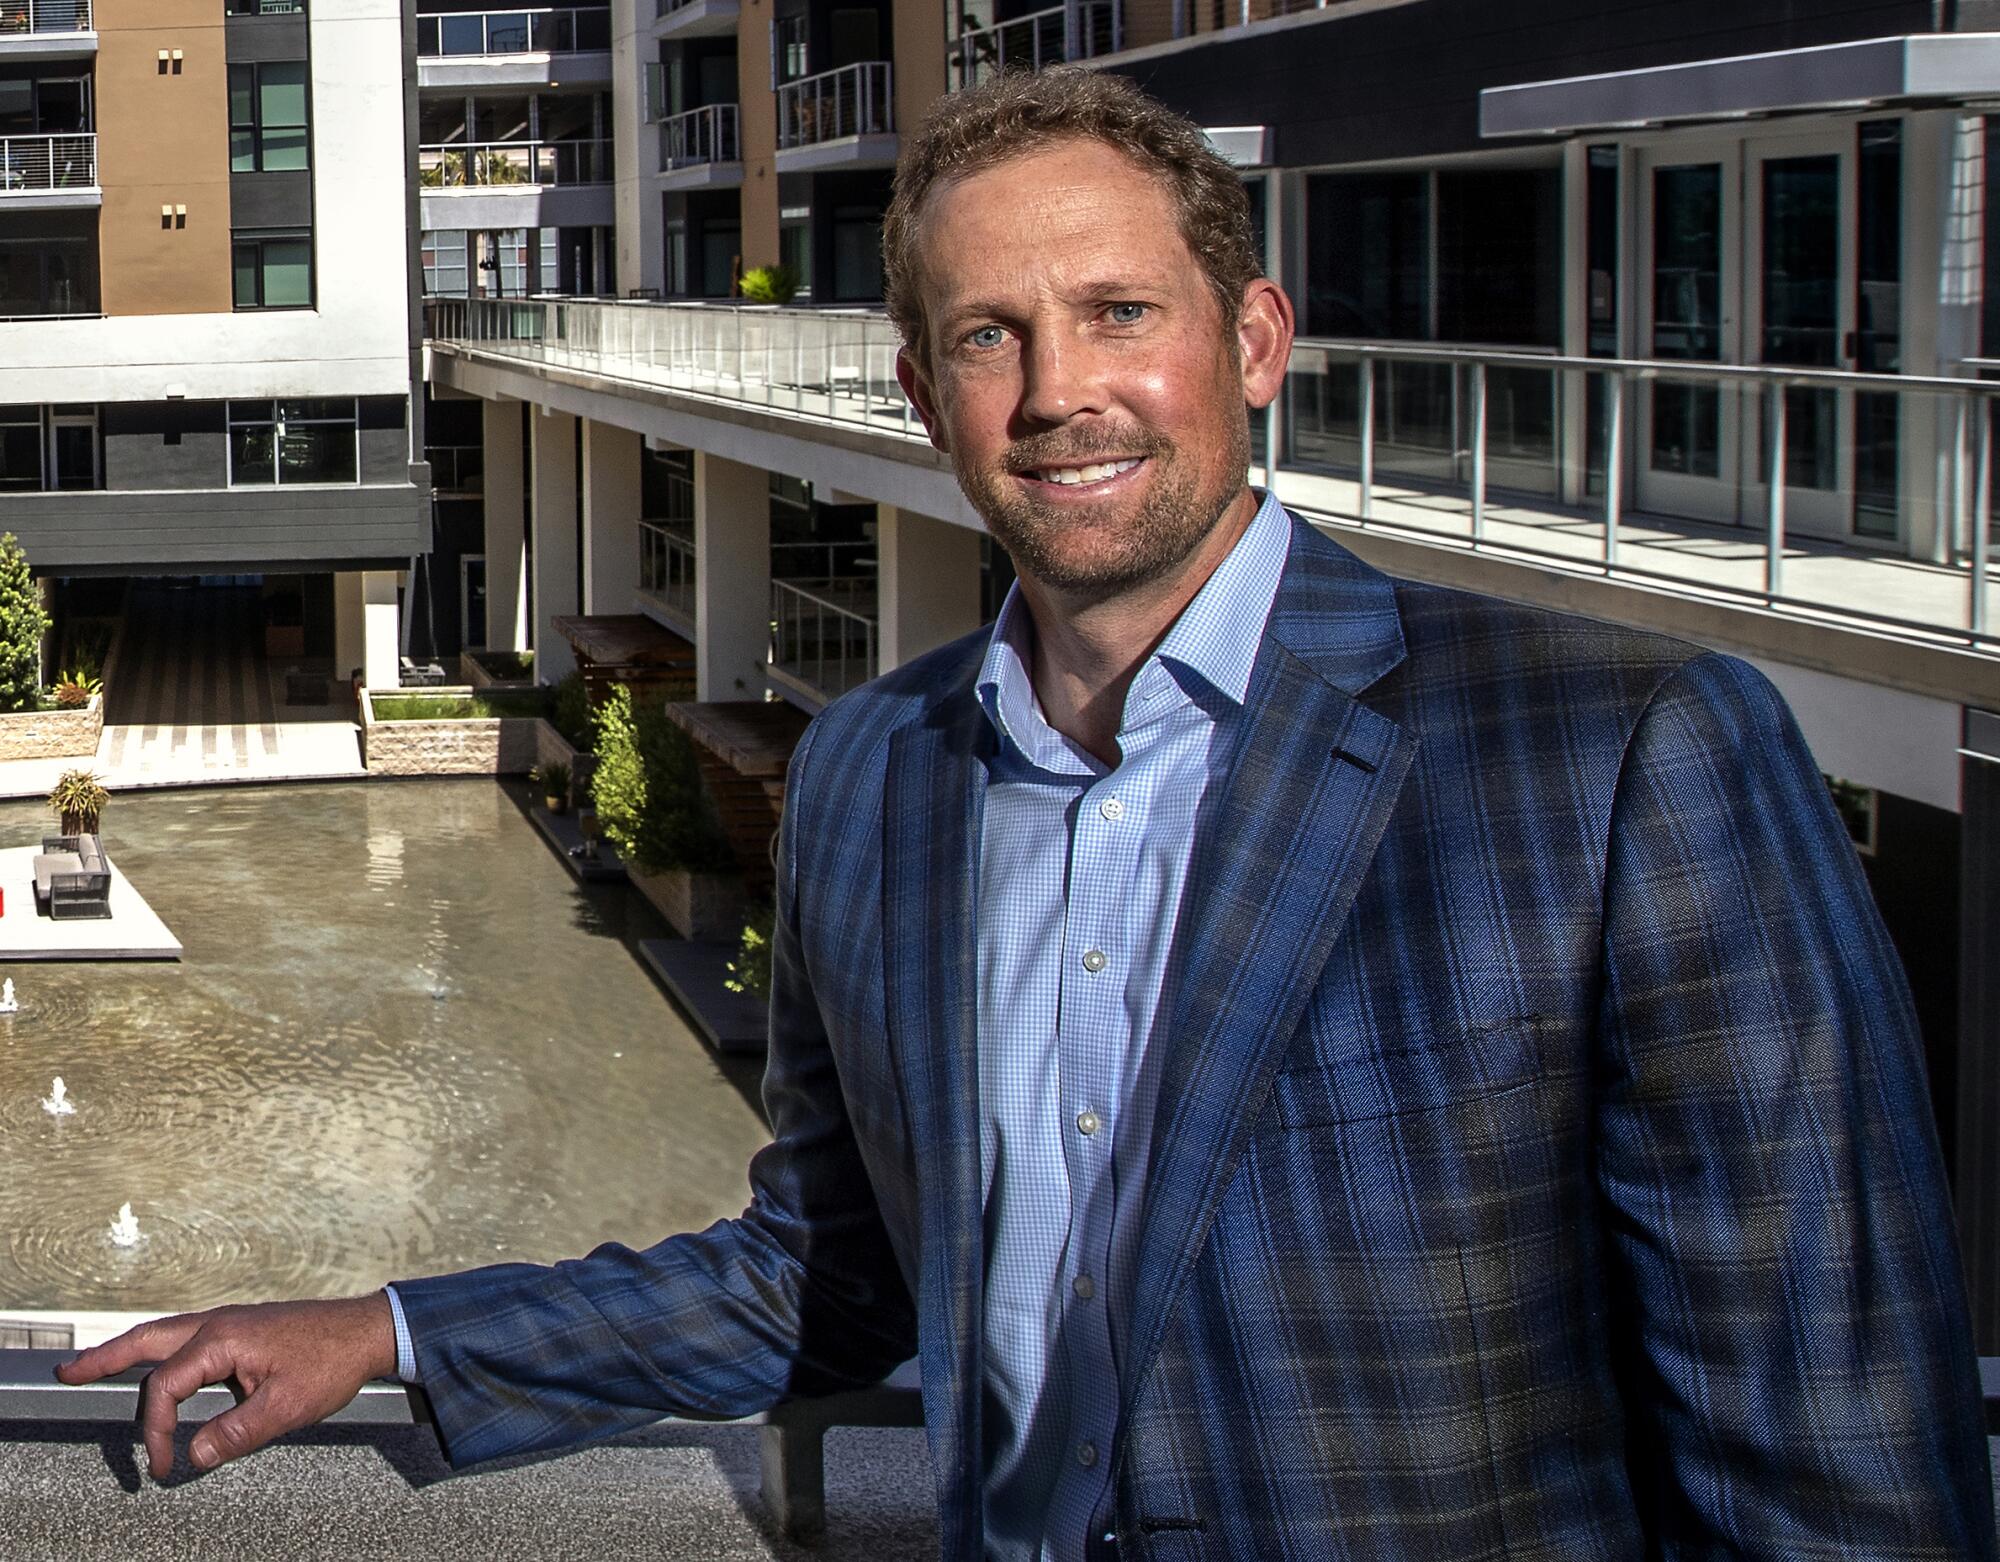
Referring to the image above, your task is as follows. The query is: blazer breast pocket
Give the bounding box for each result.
[1267,1019,1546,1129]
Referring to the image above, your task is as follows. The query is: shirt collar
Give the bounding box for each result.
[975,489,1291,768]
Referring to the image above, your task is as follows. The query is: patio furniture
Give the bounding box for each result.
[34,833,110,919]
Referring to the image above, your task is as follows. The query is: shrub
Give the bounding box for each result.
[48,768,108,835]
[0,533,49,714]
[52,668,101,709]
[738,264,800,305]
[723,901,775,1000]
[551,670,593,752]
[589,683,733,874]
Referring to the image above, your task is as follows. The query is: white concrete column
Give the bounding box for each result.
[362,571,401,690]
[582,418,643,612]
[531,407,581,681]
[878,505,983,671]
[694,450,770,702]
[334,571,364,682]
[482,396,529,651]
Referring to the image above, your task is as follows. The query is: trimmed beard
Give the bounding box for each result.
[953,412,1251,604]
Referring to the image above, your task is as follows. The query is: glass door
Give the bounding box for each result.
[1635,145,1743,524]
[1745,132,1854,538]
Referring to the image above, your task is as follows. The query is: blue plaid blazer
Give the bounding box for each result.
[394,515,1995,1560]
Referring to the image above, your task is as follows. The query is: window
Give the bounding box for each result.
[228,61,309,172]
[47,404,96,491]
[233,229,313,309]
[421,228,468,297]
[0,404,99,491]
[226,0,306,14]
[771,14,808,85]
[228,399,357,486]
[0,405,40,491]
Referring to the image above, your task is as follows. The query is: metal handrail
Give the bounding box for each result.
[0,132,96,192]
[0,0,89,34]
[639,518,697,618]
[659,103,738,167]
[776,61,892,150]
[0,1351,428,1427]
[949,0,1119,90]
[770,577,879,701]
[415,5,609,56]
[418,138,612,188]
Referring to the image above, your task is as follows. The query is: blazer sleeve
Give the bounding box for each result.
[1592,651,1995,1558]
[389,718,918,1468]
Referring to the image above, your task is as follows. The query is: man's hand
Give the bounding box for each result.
[54,1294,399,1479]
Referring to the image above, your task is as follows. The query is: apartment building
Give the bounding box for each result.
[420,0,2000,1343]
[0,0,425,684]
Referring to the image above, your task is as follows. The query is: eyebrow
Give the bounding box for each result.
[937,278,1169,331]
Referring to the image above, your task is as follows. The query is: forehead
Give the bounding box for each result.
[913,138,1195,303]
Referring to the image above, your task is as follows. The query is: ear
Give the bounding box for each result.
[896,347,950,454]
[1236,278,1295,412]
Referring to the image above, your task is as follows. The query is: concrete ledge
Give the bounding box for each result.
[0,694,100,762]
[526,800,626,883]
[359,688,542,776]
[0,846,180,960]
[638,937,766,1053]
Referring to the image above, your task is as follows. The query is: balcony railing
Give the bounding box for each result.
[0,0,90,35]
[0,133,95,193]
[770,577,878,703]
[777,61,892,150]
[949,0,1118,90]
[418,138,611,188]
[424,296,2000,653]
[416,6,608,56]
[640,518,696,622]
[658,103,738,169]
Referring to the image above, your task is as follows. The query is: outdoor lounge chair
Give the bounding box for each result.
[34,834,111,920]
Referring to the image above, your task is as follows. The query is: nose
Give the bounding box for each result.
[1018,329,1107,427]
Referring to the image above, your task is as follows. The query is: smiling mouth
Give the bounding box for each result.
[1023,458,1145,487]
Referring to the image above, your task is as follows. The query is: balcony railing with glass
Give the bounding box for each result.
[770,577,878,704]
[0,133,96,193]
[425,296,2000,654]
[776,61,892,150]
[949,0,1118,90]
[658,103,738,169]
[416,6,609,56]
[0,0,90,35]
[418,139,611,188]
[640,518,696,623]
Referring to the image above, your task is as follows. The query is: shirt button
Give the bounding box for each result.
[1077,1440,1098,1468]
[1073,1273,1095,1300]
[1081,948,1107,974]
[1098,796,1124,821]
[1076,1110,1100,1136]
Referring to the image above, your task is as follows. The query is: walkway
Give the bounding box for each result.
[0,583,365,801]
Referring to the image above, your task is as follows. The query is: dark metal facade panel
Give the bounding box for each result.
[230,170,314,229]
[360,424,410,485]
[0,485,428,572]
[101,402,228,491]
[223,12,310,64]
[1110,0,1935,167]
[1959,739,2000,1353]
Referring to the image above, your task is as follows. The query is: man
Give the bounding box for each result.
[62,70,1994,1559]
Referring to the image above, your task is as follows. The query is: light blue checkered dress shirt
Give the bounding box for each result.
[972,491,1290,1561]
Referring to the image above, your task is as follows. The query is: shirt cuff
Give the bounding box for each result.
[382,1283,419,1383]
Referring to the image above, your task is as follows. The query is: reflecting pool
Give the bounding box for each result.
[0,780,773,1312]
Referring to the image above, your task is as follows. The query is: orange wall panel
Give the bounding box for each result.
[93,1,232,316]
[892,0,945,143]
[737,0,779,271]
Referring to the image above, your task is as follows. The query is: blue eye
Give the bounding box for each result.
[967,325,1007,350]
[1106,303,1146,324]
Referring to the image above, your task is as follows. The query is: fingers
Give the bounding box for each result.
[139,1330,244,1480]
[55,1313,207,1385]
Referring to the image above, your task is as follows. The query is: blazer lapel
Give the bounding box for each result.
[1120,530,1418,1424]
[881,680,988,1559]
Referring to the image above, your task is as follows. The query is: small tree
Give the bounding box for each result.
[589,683,733,874]
[0,532,49,713]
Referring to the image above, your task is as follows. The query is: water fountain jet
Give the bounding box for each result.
[108,1203,141,1248]
[41,1077,73,1116]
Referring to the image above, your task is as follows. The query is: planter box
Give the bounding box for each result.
[463,654,536,691]
[0,693,101,761]
[359,687,542,776]
[629,864,752,942]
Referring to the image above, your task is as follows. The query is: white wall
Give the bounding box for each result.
[1748,654,1962,813]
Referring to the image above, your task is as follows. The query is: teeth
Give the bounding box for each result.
[1033,458,1141,486]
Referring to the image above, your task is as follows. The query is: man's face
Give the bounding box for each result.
[896,139,1290,602]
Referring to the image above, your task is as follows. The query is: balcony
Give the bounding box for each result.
[0,0,93,58]
[415,6,611,89]
[639,517,696,628]
[770,575,878,706]
[948,0,1118,91]
[652,0,737,39]
[657,103,740,189]
[418,138,614,227]
[424,296,2000,685]
[775,61,896,172]
[0,133,98,207]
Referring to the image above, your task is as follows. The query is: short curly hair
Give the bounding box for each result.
[882,68,1259,374]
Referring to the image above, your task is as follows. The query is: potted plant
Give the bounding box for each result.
[534,760,571,814]
[738,264,800,305]
[51,667,101,710]
[48,768,108,836]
